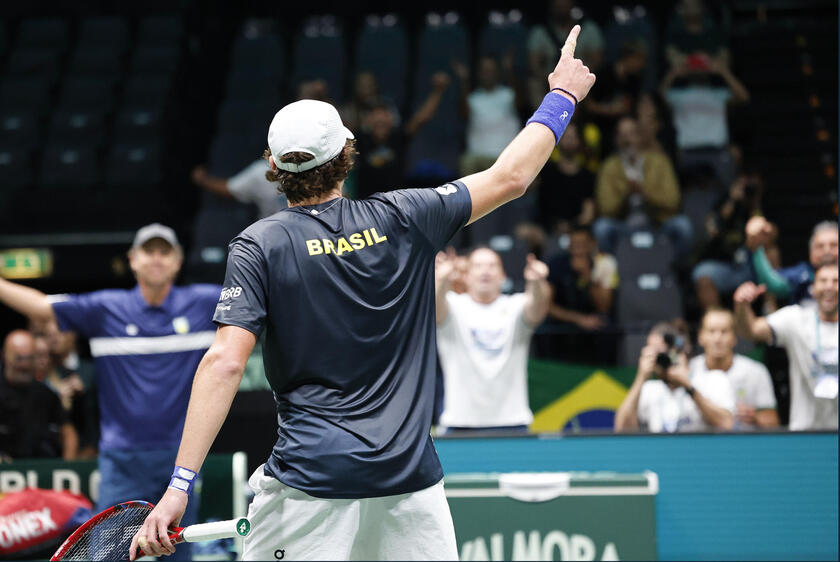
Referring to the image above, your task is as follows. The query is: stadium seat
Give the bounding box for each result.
[138,16,184,45]
[48,110,107,149]
[77,16,129,52]
[0,149,34,191]
[406,13,469,181]
[185,205,254,284]
[15,18,68,50]
[464,193,534,246]
[68,48,123,77]
[38,146,100,189]
[207,133,264,177]
[681,188,721,245]
[0,111,41,150]
[291,16,346,104]
[488,235,530,293]
[478,10,527,71]
[355,14,409,110]
[113,107,163,142]
[224,66,283,104]
[230,32,286,72]
[105,144,162,187]
[130,45,181,75]
[5,48,61,83]
[617,272,683,326]
[121,74,172,108]
[59,76,118,112]
[0,76,52,112]
[215,98,277,137]
[614,229,675,279]
[603,6,659,92]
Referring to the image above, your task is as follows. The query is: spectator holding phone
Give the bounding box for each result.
[615,322,735,433]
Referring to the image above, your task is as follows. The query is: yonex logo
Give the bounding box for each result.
[560,111,569,121]
[435,184,458,195]
[219,287,243,301]
[236,518,251,537]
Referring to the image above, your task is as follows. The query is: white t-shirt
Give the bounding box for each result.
[466,87,521,158]
[637,370,735,433]
[766,304,839,430]
[689,354,776,429]
[665,87,731,149]
[437,292,534,428]
[228,160,288,218]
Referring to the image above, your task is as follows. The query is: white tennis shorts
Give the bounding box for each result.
[242,465,458,561]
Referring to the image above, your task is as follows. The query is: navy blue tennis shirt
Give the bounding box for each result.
[214,183,472,498]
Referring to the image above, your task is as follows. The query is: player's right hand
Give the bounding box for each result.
[129,488,187,560]
[547,24,596,103]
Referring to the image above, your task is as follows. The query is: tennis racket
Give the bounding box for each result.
[50,500,251,561]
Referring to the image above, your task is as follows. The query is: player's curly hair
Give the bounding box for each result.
[263,140,358,204]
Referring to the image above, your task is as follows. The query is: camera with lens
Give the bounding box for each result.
[654,333,685,374]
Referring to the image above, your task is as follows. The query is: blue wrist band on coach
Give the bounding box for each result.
[526,92,576,144]
[168,466,198,495]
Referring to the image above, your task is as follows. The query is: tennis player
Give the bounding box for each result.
[131,25,595,561]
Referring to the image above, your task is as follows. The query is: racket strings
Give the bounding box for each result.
[60,505,151,561]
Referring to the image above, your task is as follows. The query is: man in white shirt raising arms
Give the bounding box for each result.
[690,308,779,429]
[435,248,551,433]
[734,260,838,430]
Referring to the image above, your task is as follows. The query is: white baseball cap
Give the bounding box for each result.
[267,100,354,173]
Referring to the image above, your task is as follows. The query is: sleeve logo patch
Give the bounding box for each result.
[435,184,458,195]
[219,286,243,301]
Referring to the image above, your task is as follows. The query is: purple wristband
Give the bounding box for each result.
[168,465,198,495]
[526,92,576,144]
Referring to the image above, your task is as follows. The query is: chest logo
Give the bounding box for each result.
[126,324,139,336]
[172,316,190,334]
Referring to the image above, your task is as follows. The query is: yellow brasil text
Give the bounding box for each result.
[306,228,388,256]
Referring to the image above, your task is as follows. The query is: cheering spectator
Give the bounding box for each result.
[615,322,735,433]
[692,172,767,310]
[690,308,779,429]
[636,92,677,159]
[528,0,604,109]
[191,163,287,220]
[593,116,693,258]
[747,218,838,305]
[734,260,838,430]
[546,223,617,330]
[0,330,78,460]
[664,0,730,69]
[454,55,522,176]
[435,247,550,433]
[340,71,401,133]
[660,55,749,188]
[354,73,450,198]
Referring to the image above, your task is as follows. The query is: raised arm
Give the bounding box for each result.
[460,25,596,224]
[733,282,774,344]
[191,165,233,198]
[0,277,55,323]
[615,345,656,431]
[522,254,551,326]
[434,249,458,326]
[405,72,451,137]
[129,325,256,559]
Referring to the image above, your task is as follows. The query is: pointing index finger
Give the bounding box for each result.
[561,24,581,58]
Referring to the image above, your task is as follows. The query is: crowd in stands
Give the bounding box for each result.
[1,0,838,463]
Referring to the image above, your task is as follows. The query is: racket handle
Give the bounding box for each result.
[178,517,251,543]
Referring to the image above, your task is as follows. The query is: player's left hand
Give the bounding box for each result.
[523,254,549,282]
[129,488,188,560]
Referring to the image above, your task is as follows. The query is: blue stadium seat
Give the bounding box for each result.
[291,16,346,103]
[59,76,117,111]
[617,272,683,327]
[113,107,163,142]
[488,235,530,293]
[138,16,183,45]
[478,10,528,71]
[105,144,162,187]
[355,15,409,110]
[0,76,52,112]
[121,74,172,108]
[39,146,100,189]
[230,32,286,73]
[48,110,107,149]
[207,134,264,177]
[0,149,34,191]
[185,205,254,284]
[406,13,469,181]
[614,229,675,278]
[224,66,283,104]
[77,16,129,52]
[216,99,277,137]
[130,45,181,75]
[69,48,123,76]
[16,18,68,50]
[0,111,41,150]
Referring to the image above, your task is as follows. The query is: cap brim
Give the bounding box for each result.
[343,126,354,140]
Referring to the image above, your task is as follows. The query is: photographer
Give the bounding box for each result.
[615,323,735,432]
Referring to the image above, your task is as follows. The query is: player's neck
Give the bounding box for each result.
[705,353,733,372]
[138,282,173,307]
[469,289,499,305]
[288,184,344,208]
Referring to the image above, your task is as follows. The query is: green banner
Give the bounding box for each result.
[446,472,657,561]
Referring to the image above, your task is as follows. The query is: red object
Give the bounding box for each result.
[687,53,710,70]
[0,488,92,559]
